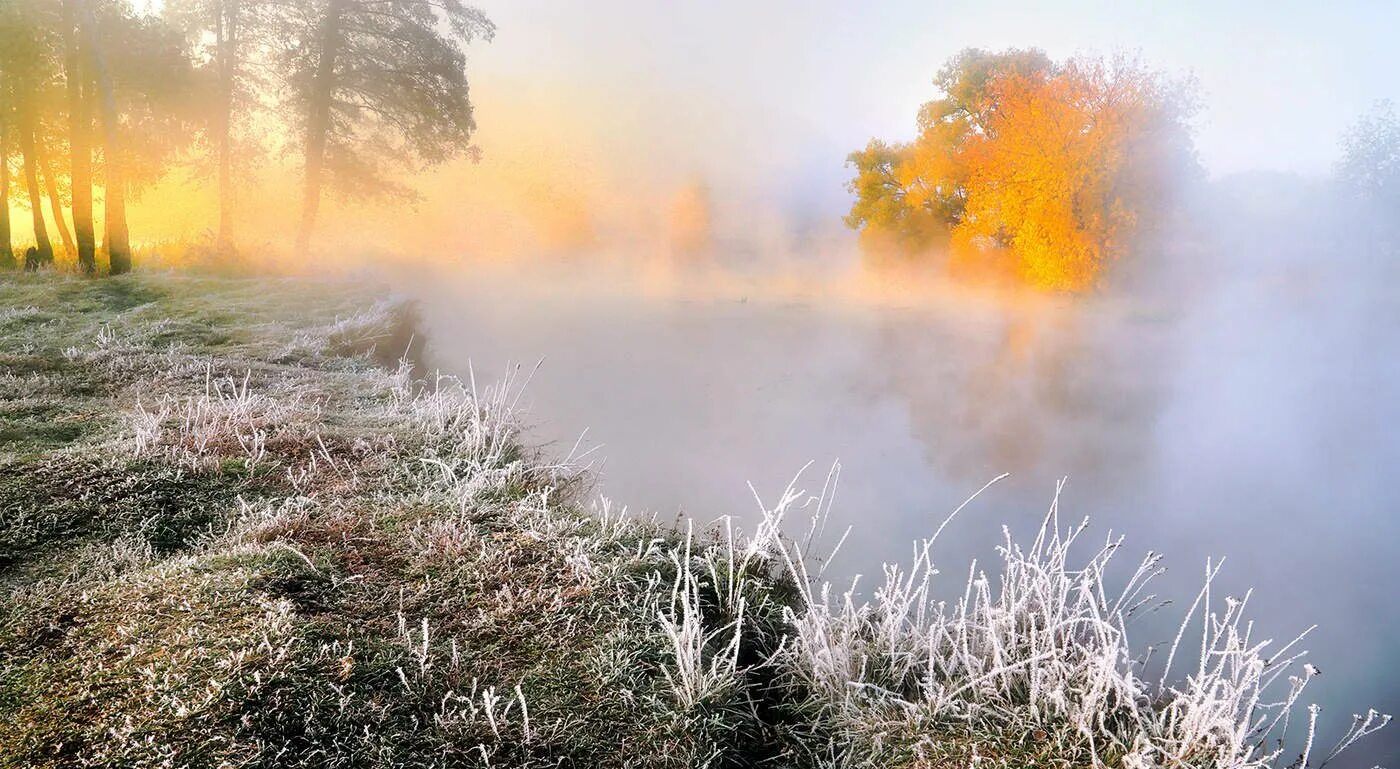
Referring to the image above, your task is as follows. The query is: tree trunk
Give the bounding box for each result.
[0,124,14,269]
[295,0,346,259]
[65,0,96,274]
[102,160,131,275]
[215,0,238,250]
[80,0,131,274]
[17,110,54,267]
[40,144,77,259]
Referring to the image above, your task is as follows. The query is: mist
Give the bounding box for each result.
[3,0,1396,763]
[378,167,1400,766]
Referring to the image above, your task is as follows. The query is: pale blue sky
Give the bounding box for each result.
[468,0,1398,201]
[136,0,1399,218]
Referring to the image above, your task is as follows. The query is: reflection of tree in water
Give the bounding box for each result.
[871,297,1172,491]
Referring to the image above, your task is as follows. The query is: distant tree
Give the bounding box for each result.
[1339,102,1400,204]
[166,0,274,252]
[63,0,97,273]
[957,58,1193,290]
[81,1,197,274]
[845,49,1054,250]
[0,123,13,268]
[102,8,199,197]
[1338,102,1400,253]
[0,0,62,267]
[75,0,131,273]
[846,49,1195,291]
[277,0,495,257]
[39,125,77,260]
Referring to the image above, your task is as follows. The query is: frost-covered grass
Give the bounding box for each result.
[737,473,1390,768]
[0,271,1386,768]
[0,272,775,767]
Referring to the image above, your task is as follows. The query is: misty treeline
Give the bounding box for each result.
[847,48,1400,292]
[0,0,493,275]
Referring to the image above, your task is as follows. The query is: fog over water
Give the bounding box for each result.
[396,179,1400,766]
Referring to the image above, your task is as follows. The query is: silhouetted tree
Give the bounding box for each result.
[0,0,61,266]
[17,111,55,268]
[2,0,492,272]
[0,124,13,269]
[83,2,197,274]
[63,0,96,273]
[0,0,196,276]
[278,0,494,257]
[79,0,129,273]
[40,136,77,259]
[166,0,273,252]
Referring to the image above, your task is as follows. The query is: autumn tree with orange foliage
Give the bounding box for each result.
[846,49,1195,291]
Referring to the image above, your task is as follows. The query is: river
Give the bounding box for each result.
[402,242,1399,766]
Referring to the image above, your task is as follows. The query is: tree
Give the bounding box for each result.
[40,132,77,259]
[278,0,494,257]
[0,0,62,267]
[166,0,273,252]
[64,0,97,273]
[844,49,1054,250]
[957,59,1193,290]
[845,49,1194,291]
[1338,102,1400,253]
[16,102,56,267]
[212,0,242,250]
[0,123,13,268]
[845,139,942,249]
[1339,102,1400,204]
[78,0,130,273]
[82,1,197,274]
[0,0,196,275]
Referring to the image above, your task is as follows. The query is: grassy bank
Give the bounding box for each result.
[0,272,1383,768]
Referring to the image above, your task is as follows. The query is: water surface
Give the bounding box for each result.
[405,253,1399,766]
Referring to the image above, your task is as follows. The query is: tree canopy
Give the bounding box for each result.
[846,48,1197,291]
[1339,101,1400,205]
[280,0,496,256]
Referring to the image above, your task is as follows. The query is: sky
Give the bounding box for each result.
[126,0,1400,185]
[458,0,1400,218]
[110,0,1400,248]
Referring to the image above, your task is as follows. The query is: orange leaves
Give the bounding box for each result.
[846,50,1192,292]
[958,65,1126,291]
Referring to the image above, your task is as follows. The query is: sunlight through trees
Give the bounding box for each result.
[0,0,494,272]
